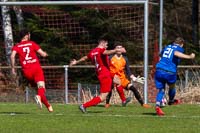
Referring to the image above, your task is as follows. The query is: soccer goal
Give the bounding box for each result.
[0,1,160,104]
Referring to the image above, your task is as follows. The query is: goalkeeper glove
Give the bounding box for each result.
[132,76,145,84]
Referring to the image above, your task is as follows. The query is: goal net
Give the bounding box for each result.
[0,1,159,103]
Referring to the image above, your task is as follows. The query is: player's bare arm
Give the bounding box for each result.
[37,49,48,57]
[103,47,126,55]
[174,51,195,59]
[10,51,17,75]
[69,56,88,66]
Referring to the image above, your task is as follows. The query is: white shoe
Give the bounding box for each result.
[35,95,42,109]
[47,105,53,112]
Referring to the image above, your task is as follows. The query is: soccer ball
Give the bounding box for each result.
[160,97,167,107]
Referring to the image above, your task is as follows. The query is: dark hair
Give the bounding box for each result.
[19,29,29,39]
[113,41,123,48]
[98,38,108,44]
[174,37,185,44]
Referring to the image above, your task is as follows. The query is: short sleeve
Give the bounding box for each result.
[31,41,40,51]
[12,45,18,52]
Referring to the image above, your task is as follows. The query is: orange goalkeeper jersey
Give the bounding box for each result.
[109,55,132,88]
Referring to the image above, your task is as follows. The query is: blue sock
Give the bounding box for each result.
[168,88,176,101]
[156,89,165,107]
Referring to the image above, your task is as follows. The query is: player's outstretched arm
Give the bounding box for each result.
[103,47,126,55]
[69,56,88,66]
[10,51,17,75]
[37,49,48,57]
[174,51,195,59]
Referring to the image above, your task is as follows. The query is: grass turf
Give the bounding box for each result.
[0,103,200,133]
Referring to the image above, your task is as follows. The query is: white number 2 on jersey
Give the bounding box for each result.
[163,48,173,58]
[23,47,32,60]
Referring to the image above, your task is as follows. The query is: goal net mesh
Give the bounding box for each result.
[0,3,159,103]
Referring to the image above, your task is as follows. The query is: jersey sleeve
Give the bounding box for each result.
[31,41,40,51]
[99,48,105,54]
[11,44,18,52]
[176,46,184,53]
[123,56,132,78]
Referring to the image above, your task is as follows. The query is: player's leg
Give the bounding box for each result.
[155,88,165,116]
[113,75,128,104]
[35,68,53,112]
[116,85,126,102]
[79,75,112,113]
[105,90,112,108]
[105,82,114,108]
[36,81,53,112]
[154,70,165,116]
[168,83,180,105]
[80,93,107,113]
[156,88,165,107]
[128,84,143,104]
[166,74,180,105]
[168,84,176,104]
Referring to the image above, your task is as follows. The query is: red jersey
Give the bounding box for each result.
[87,47,110,77]
[12,40,41,69]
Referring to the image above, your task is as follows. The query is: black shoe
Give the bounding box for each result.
[168,99,181,105]
[122,97,131,107]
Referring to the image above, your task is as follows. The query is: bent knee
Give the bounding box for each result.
[37,81,45,89]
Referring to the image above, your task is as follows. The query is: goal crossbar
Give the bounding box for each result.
[0,1,147,6]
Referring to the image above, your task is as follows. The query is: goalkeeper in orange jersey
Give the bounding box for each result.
[105,42,151,108]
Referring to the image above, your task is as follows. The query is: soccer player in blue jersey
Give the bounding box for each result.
[154,37,195,116]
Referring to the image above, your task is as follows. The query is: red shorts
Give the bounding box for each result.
[98,75,112,93]
[23,66,44,85]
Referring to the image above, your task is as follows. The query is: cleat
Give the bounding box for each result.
[155,106,165,116]
[47,105,53,112]
[122,97,131,107]
[168,99,181,105]
[105,104,110,108]
[79,104,87,113]
[35,95,42,109]
[142,104,152,108]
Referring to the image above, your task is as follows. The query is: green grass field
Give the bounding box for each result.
[0,103,200,133]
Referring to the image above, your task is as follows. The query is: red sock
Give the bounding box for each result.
[116,85,126,102]
[83,96,101,108]
[38,88,50,108]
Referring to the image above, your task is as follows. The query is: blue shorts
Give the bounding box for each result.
[154,69,177,90]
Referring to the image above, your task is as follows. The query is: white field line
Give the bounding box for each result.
[0,112,200,119]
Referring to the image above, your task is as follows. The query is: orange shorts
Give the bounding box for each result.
[119,76,130,88]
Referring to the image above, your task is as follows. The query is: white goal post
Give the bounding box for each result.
[0,0,154,104]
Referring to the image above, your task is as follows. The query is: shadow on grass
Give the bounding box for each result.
[96,104,123,108]
[87,111,104,114]
[142,112,157,116]
[0,112,30,115]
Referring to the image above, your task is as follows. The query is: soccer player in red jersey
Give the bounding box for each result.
[10,29,53,112]
[69,38,126,113]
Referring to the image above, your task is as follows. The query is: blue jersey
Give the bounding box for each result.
[156,43,184,73]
